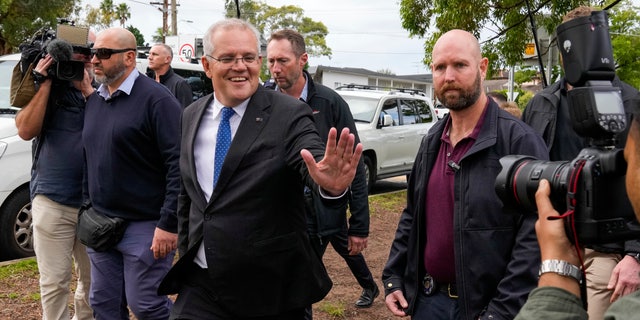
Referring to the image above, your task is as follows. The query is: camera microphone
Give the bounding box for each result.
[46,39,73,62]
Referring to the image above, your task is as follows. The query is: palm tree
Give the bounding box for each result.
[115,3,131,27]
[99,0,115,27]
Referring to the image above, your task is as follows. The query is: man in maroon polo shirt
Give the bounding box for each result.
[382,29,548,319]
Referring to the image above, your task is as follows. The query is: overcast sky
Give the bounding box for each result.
[82,0,430,75]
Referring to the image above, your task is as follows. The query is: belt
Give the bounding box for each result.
[422,274,458,299]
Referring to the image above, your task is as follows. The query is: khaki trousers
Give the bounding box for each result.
[32,195,93,320]
[584,248,622,320]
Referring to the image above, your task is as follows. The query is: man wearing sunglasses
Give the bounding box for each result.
[15,30,96,320]
[82,27,182,319]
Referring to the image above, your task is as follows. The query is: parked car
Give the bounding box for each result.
[0,53,209,260]
[0,53,34,259]
[135,58,212,102]
[336,84,436,191]
[434,102,450,120]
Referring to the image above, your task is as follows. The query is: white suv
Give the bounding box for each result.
[0,53,34,260]
[336,85,436,190]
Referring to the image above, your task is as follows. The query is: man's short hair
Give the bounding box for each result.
[203,18,261,57]
[268,29,306,57]
[152,43,173,59]
[563,6,597,22]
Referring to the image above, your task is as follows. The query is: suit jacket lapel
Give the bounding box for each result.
[207,87,271,206]
[187,94,214,207]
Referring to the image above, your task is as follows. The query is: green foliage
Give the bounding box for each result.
[84,0,132,31]
[224,0,332,58]
[516,90,534,110]
[399,0,640,87]
[0,0,79,54]
[127,26,145,46]
[514,68,538,85]
[608,1,640,88]
[115,3,131,28]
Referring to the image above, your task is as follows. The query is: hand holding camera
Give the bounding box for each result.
[535,179,582,265]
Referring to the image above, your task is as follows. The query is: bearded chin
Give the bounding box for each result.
[438,72,482,111]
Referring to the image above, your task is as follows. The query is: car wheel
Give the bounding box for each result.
[364,156,376,192]
[0,187,34,259]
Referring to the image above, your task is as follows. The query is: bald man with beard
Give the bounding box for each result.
[83,27,181,319]
[382,29,548,319]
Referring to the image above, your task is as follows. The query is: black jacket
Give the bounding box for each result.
[383,100,549,319]
[147,67,193,108]
[304,71,369,238]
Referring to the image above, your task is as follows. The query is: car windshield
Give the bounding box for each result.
[342,96,378,123]
[0,60,18,110]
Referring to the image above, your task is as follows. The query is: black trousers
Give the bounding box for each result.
[170,263,307,320]
[311,225,376,290]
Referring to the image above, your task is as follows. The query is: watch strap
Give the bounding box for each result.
[626,252,640,263]
[539,259,582,282]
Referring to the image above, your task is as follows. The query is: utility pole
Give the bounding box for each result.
[171,0,177,36]
[150,0,168,43]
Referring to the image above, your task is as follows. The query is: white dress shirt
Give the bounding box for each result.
[193,95,248,268]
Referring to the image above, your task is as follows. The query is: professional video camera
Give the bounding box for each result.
[19,19,90,81]
[495,10,640,245]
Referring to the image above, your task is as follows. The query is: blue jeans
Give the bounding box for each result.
[87,220,175,320]
[412,290,460,320]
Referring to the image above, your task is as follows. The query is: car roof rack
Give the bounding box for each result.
[335,83,426,96]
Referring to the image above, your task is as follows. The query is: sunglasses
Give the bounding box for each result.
[90,48,137,60]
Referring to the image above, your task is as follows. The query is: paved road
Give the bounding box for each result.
[370,176,407,195]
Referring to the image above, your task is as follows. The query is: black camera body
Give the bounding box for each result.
[21,20,90,81]
[495,10,640,245]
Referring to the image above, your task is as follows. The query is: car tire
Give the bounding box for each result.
[364,155,376,192]
[0,187,34,260]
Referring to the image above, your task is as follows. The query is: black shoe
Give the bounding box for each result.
[354,284,379,308]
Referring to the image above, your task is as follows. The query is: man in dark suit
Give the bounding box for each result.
[158,18,363,320]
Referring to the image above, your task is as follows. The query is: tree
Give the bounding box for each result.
[127,26,145,46]
[608,1,640,88]
[115,3,131,28]
[399,0,639,85]
[0,0,79,54]
[224,0,332,58]
[152,28,164,44]
[84,0,119,30]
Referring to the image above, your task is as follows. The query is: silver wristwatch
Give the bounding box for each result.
[539,259,582,282]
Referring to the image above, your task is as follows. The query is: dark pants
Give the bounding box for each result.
[87,220,174,320]
[412,290,460,320]
[311,226,376,290]
[170,263,307,320]
[304,225,376,320]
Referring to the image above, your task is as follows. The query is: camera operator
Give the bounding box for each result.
[14,30,96,320]
[522,6,640,319]
[515,103,640,319]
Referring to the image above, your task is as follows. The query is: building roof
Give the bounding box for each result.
[310,65,432,84]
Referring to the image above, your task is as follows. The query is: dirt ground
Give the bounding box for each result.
[0,183,407,320]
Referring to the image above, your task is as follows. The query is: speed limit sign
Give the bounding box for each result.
[179,43,195,62]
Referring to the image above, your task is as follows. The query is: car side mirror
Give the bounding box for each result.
[381,114,394,127]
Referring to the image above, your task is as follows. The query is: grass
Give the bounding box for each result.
[317,300,346,318]
[369,190,406,218]
[0,257,38,279]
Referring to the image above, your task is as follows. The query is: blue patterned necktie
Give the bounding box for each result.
[214,107,234,187]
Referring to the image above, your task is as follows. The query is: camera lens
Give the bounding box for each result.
[495,155,570,213]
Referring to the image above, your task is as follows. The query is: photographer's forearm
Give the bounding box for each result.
[15,78,52,140]
[538,272,581,297]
